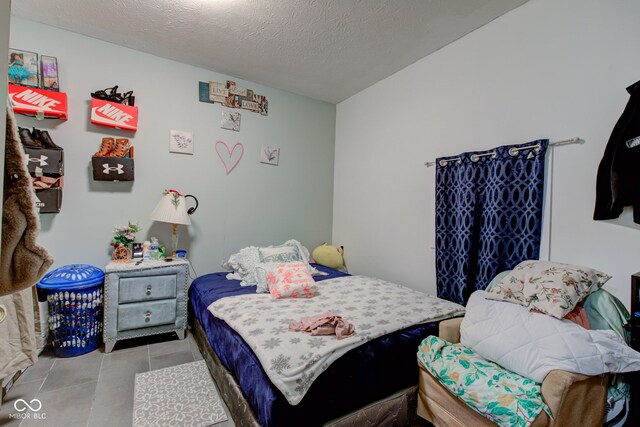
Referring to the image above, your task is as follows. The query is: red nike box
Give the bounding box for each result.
[90,98,138,131]
[9,84,68,120]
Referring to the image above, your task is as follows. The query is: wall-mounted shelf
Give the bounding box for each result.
[92,156,134,181]
[9,84,68,120]
[90,98,138,131]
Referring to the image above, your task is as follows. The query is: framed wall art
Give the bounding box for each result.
[170,130,194,155]
[8,49,39,88]
[221,111,241,131]
[41,55,60,91]
[260,144,280,166]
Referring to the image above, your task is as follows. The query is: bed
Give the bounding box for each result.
[188,264,464,426]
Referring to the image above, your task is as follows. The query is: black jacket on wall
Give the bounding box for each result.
[594,80,640,224]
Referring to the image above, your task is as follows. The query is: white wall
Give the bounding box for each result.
[10,18,336,276]
[333,0,640,308]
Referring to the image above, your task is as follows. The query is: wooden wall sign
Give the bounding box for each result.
[198,80,268,116]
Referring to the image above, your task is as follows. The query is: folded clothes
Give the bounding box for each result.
[289,313,355,339]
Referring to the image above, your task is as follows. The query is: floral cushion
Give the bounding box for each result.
[485,260,611,319]
[255,262,316,298]
[417,335,549,427]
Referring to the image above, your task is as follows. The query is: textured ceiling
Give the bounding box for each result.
[11,0,529,103]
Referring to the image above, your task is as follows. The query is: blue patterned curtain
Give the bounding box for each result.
[435,140,548,305]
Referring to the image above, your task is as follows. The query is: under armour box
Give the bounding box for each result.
[92,156,134,181]
[35,188,63,214]
[23,147,64,176]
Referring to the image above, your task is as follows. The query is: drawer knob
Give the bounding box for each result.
[146,285,152,295]
[145,311,152,321]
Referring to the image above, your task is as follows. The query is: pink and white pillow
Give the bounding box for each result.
[255,262,316,298]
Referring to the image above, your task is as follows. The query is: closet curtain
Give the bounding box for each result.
[435,140,548,305]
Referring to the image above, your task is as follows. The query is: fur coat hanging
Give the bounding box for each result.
[0,100,54,296]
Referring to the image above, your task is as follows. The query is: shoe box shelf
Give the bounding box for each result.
[21,130,64,214]
[9,84,68,120]
[90,98,138,131]
[92,156,134,181]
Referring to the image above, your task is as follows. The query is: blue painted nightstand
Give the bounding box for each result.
[103,259,189,352]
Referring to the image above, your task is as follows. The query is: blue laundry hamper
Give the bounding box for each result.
[37,264,104,357]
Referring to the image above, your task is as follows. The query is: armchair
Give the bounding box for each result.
[417,317,609,427]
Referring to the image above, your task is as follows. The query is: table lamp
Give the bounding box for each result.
[149,189,193,257]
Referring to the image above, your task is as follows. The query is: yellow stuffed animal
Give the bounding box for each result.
[311,243,345,270]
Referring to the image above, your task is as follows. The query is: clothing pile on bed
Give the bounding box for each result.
[418,260,640,427]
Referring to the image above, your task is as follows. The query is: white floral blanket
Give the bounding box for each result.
[208,275,465,405]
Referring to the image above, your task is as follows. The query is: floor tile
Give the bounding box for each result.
[102,337,149,354]
[88,370,139,427]
[149,350,194,371]
[0,378,45,427]
[39,350,103,394]
[15,349,56,384]
[187,333,204,361]
[100,345,149,376]
[21,381,97,427]
[148,333,191,357]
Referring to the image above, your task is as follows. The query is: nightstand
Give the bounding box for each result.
[103,259,189,352]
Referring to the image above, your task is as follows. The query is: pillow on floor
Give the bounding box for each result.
[461,291,640,383]
[485,260,611,318]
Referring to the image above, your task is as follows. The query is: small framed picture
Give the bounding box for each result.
[260,144,280,166]
[132,243,143,259]
[221,111,241,132]
[170,130,194,155]
[41,55,59,91]
[8,49,39,88]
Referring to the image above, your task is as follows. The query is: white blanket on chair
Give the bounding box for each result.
[460,291,640,383]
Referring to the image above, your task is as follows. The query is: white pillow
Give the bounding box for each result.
[460,290,640,383]
[223,239,318,286]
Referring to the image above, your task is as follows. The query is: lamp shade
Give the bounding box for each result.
[150,190,191,225]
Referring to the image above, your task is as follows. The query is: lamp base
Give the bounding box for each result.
[171,223,178,257]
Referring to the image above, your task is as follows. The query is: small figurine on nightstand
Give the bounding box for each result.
[111,221,140,263]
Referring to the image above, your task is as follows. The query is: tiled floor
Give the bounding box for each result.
[0,331,235,427]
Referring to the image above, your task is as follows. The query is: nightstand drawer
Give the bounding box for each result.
[117,299,177,331]
[118,274,177,303]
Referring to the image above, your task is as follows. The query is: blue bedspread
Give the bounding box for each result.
[189,265,440,426]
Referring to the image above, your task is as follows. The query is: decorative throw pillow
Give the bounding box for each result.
[259,245,301,264]
[222,246,261,286]
[255,262,316,298]
[484,270,511,292]
[259,239,320,275]
[485,260,611,319]
[223,240,319,287]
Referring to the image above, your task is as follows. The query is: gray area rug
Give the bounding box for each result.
[133,360,228,427]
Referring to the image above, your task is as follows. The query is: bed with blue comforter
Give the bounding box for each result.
[188,265,444,426]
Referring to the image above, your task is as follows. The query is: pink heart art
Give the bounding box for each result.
[215,141,244,175]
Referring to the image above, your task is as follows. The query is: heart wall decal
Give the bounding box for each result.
[215,141,244,175]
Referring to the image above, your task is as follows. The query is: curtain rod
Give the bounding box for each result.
[424,137,582,167]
